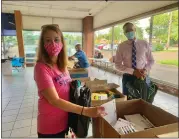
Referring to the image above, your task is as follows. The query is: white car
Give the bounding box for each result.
[103,44,111,50]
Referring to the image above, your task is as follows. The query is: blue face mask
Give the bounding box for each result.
[125,31,135,40]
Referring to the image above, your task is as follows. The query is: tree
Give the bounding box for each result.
[63,33,82,48]
[23,31,40,45]
[108,22,144,44]
[108,25,126,44]
[135,21,144,40]
[170,10,178,46]
[145,10,178,47]
[4,36,17,45]
[166,12,173,50]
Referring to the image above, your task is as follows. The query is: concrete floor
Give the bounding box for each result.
[1,67,178,138]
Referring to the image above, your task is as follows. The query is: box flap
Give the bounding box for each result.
[141,99,178,126]
[69,68,87,72]
[85,80,120,92]
[122,123,178,138]
[85,80,107,88]
[72,77,91,82]
[157,131,178,138]
[107,83,120,89]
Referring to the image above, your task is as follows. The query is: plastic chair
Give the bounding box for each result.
[11,57,25,72]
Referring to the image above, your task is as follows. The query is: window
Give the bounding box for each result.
[23,31,82,63]
[63,32,82,56]
[2,36,18,58]
[93,9,178,85]
[112,25,126,57]
[94,27,112,60]
[23,31,40,63]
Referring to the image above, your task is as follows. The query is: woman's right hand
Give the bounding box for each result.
[83,106,107,118]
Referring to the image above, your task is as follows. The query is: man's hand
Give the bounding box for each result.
[68,57,72,60]
[140,69,148,78]
[133,69,143,79]
[68,56,74,61]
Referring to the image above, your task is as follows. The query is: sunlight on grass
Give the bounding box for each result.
[153,50,178,53]
[159,60,178,66]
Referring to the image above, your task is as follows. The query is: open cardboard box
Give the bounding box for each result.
[85,80,127,106]
[156,131,178,138]
[67,60,75,69]
[93,99,178,138]
[86,80,127,138]
[69,68,88,79]
[72,77,91,82]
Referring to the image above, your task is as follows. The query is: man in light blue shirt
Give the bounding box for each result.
[69,44,89,68]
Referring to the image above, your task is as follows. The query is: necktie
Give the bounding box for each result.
[132,41,137,69]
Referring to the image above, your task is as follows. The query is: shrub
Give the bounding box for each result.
[152,43,164,52]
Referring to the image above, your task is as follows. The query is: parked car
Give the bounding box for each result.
[103,44,118,50]
[103,44,111,50]
[97,44,105,50]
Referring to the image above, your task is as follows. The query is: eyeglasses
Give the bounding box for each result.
[41,24,59,30]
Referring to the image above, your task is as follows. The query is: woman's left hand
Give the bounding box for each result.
[83,106,107,118]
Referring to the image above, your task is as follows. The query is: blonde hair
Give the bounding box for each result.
[36,25,67,71]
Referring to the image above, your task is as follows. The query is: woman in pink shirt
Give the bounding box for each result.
[34,24,106,138]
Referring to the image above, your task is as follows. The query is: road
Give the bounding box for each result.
[150,64,178,86]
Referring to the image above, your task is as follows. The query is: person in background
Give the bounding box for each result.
[69,44,89,69]
[97,52,103,59]
[34,24,106,138]
[94,48,103,59]
[115,22,154,96]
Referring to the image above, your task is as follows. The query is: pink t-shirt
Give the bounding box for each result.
[34,62,72,134]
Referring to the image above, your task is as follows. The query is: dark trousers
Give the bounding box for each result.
[122,73,137,96]
[38,129,68,138]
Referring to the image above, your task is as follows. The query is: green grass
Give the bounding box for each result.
[159,60,178,66]
[153,50,178,53]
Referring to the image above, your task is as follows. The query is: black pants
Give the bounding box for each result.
[38,129,68,138]
[122,73,137,96]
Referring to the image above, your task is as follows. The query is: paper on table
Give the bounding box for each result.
[101,99,117,126]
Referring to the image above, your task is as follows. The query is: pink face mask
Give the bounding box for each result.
[44,42,63,56]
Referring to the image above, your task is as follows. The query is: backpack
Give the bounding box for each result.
[68,80,91,138]
[126,78,158,103]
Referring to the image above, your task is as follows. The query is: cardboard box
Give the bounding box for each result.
[86,80,126,138]
[69,68,88,79]
[72,77,91,82]
[67,60,75,69]
[85,80,127,107]
[156,131,178,138]
[93,99,178,138]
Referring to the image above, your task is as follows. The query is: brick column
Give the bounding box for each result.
[14,10,25,58]
[82,16,94,58]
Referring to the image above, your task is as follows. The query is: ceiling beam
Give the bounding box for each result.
[94,2,178,31]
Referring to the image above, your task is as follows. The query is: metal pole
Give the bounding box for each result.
[111,26,114,57]
[149,16,154,45]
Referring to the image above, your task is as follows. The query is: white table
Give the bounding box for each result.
[2,61,12,76]
[88,58,114,73]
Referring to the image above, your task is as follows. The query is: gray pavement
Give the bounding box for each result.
[150,64,178,86]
